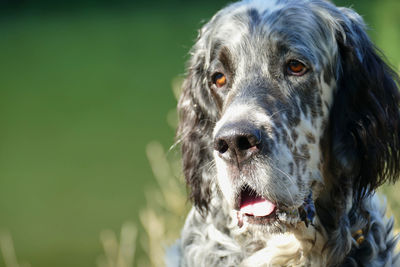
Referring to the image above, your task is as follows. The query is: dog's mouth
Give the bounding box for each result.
[236,187,277,226]
[235,186,315,228]
[239,186,276,215]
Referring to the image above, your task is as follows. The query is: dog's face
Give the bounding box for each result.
[178,0,400,233]
[209,2,337,229]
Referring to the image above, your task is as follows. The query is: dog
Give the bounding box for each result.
[173,0,400,266]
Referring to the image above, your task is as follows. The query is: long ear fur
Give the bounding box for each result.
[330,8,400,199]
[177,25,218,214]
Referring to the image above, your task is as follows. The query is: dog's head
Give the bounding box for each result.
[178,0,400,231]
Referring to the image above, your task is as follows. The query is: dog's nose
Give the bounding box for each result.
[214,123,261,165]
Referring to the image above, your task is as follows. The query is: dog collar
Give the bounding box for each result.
[352,229,365,245]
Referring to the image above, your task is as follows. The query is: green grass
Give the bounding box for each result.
[0,1,399,266]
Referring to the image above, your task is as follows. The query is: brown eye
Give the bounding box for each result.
[287,60,307,76]
[212,72,227,88]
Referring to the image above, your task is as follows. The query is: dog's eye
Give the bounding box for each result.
[212,72,227,88]
[287,60,307,76]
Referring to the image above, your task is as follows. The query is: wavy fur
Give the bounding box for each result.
[174,0,400,266]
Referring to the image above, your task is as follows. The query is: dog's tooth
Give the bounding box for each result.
[237,211,244,228]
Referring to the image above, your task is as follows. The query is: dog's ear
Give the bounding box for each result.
[177,25,218,214]
[330,8,400,199]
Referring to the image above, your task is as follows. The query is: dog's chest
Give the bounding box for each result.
[235,229,327,267]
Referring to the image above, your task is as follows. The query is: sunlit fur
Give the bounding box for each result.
[174,0,400,266]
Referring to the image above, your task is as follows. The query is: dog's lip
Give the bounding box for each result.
[235,189,316,228]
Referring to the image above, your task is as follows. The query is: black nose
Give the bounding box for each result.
[214,122,262,165]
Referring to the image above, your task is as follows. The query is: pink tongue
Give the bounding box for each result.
[240,197,276,217]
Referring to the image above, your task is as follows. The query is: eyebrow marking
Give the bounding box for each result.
[218,46,234,75]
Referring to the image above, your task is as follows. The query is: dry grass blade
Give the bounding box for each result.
[97,223,137,267]
[138,140,188,267]
[0,231,30,267]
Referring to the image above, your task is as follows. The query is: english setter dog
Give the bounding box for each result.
[173,0,400,266]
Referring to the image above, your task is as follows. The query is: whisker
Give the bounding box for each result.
[263,156,297,205]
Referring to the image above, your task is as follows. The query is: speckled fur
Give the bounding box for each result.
[173,0,400,266]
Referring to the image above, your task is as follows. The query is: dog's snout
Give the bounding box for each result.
[214,123,261,165]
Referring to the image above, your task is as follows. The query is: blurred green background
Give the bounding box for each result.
[0,0,399,266]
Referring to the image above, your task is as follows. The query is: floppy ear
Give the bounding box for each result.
[177,26,218,214]
[329,8,400,199]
